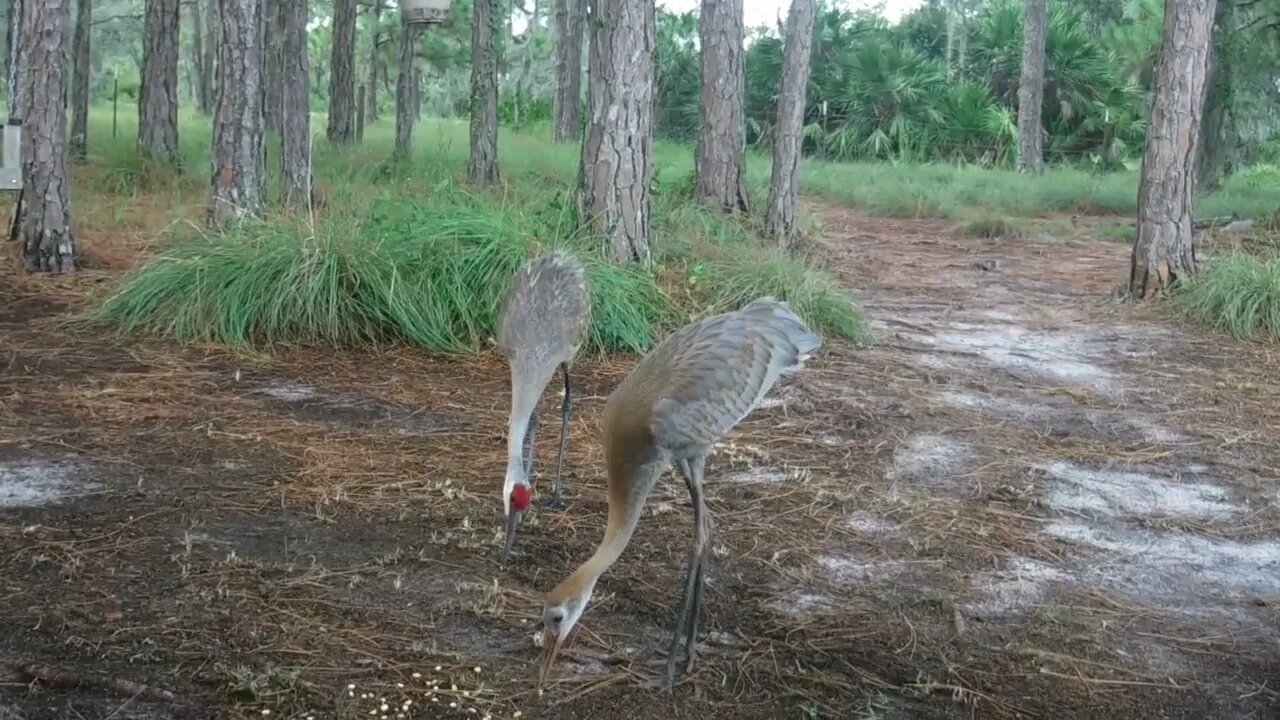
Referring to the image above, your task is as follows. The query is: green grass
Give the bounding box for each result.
[73,103,1280,352]
[80,105,868,355]
[1176,252,1280,342]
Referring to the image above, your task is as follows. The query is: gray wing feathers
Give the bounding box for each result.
[497,251,592,369]
[646,297,820,453]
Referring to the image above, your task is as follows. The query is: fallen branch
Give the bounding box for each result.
[16,663,177,702]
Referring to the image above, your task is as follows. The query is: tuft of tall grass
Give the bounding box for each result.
[84,193,679,355]
[1175,253,1280,342]
[687,247,873,345]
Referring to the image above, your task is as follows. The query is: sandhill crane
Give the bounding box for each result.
[497,250,592,563]
[535,297,820,689]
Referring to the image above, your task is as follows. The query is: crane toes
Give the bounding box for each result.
[540,489,567,510]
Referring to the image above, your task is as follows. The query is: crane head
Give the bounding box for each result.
[501,482,533,564]
[536,577,595,686]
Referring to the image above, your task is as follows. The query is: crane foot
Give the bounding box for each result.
[540,489,567,510]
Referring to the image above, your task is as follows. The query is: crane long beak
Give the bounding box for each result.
[537,631,564,689]
[500,510,523,565]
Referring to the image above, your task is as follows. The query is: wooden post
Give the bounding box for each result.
[356,83,366,142]
[112,78,118,139]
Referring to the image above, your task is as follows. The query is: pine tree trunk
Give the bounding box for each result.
[765,0,815,249]
[192,0,213,114]
[69,0,90,161]
[326,0,356,144]
[1129,0,1217,299]
[366,0,380,122]
[280,0,310,210]
[202,0,218,107]
[551,0,582,142]
[468,0,501,185]
[139,0,181,164]
[1195,0,1235,191]
[1016,0,1047,173]
[16,0,75,272]
[263,0,284,133]
[579,0,655,264]
[8,0,24,115]
[393,18,422,161]
[695,0,748,213]
[210,0,265,229]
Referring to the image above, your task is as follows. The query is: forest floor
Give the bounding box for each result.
[2,200,1279,720]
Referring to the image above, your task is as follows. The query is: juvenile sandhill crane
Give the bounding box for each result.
[536,297,820,689]
[497,250,592,563]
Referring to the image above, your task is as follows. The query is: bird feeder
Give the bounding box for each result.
[0,119,21,191]
[399,0,450,25]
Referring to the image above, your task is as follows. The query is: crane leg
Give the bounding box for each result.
[664,457,708,690]
[544,363,571,510]
[522,407,540,480]
[681,456,710,675]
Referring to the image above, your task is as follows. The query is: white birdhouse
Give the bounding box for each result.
[0,119,21,191]
[399,0,450,25]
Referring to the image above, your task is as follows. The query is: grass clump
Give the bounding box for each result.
[687,248,872,345]
[86,190,678,355]
[76,109,874,355]
[1175,253,1280,342]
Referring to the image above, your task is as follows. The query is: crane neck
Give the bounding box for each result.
[557,457,664,599]
[505,362,549,487]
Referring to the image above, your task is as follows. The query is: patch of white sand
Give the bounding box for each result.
[903,323,1117,395]
[846,511,901,536]
[773,591,834,616]
[260,381,319,401]
[818,555,907,584]
[1040,460,1235,520]
[938,390,1184,445]
[962,558,1070,618]
[0,459,94,508]
[889,434,971,483]
[719,468,791,484]
[1044,519,1280,608]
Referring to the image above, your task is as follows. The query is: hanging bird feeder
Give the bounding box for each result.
[399,0,450,25]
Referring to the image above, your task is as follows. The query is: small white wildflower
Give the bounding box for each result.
[411,672,422,679]
[396,683,404,688]
[260,711,271,717]
[434,665,442,671]
[449,702,458,709]
[348,683,357,690]
[380,704,389,712]
[473,666,481,673]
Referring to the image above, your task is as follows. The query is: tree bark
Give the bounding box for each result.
[7,0,24,115]
[1016,0,1047,173]
[695,0,749,213]
[69,0,90,161]
[326,0,357,144]
[209,0,265,229]
[393,17,422,161]
[263,0,284,133]
[139,0,181,164]
[280,0,310,211]
[765,0,815,249]
[468,0,501,185]
[192,0,214,113]
[579,0,655,264]
[366,0,380,122]
[551,0,582,142]
[1195,0,1236,191]
[16,0,75,271]
[202,0,218,108]
[1129,0,1217,299]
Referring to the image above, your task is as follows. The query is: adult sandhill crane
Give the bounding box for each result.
[535,297,820,689]
[497,250,592,563]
